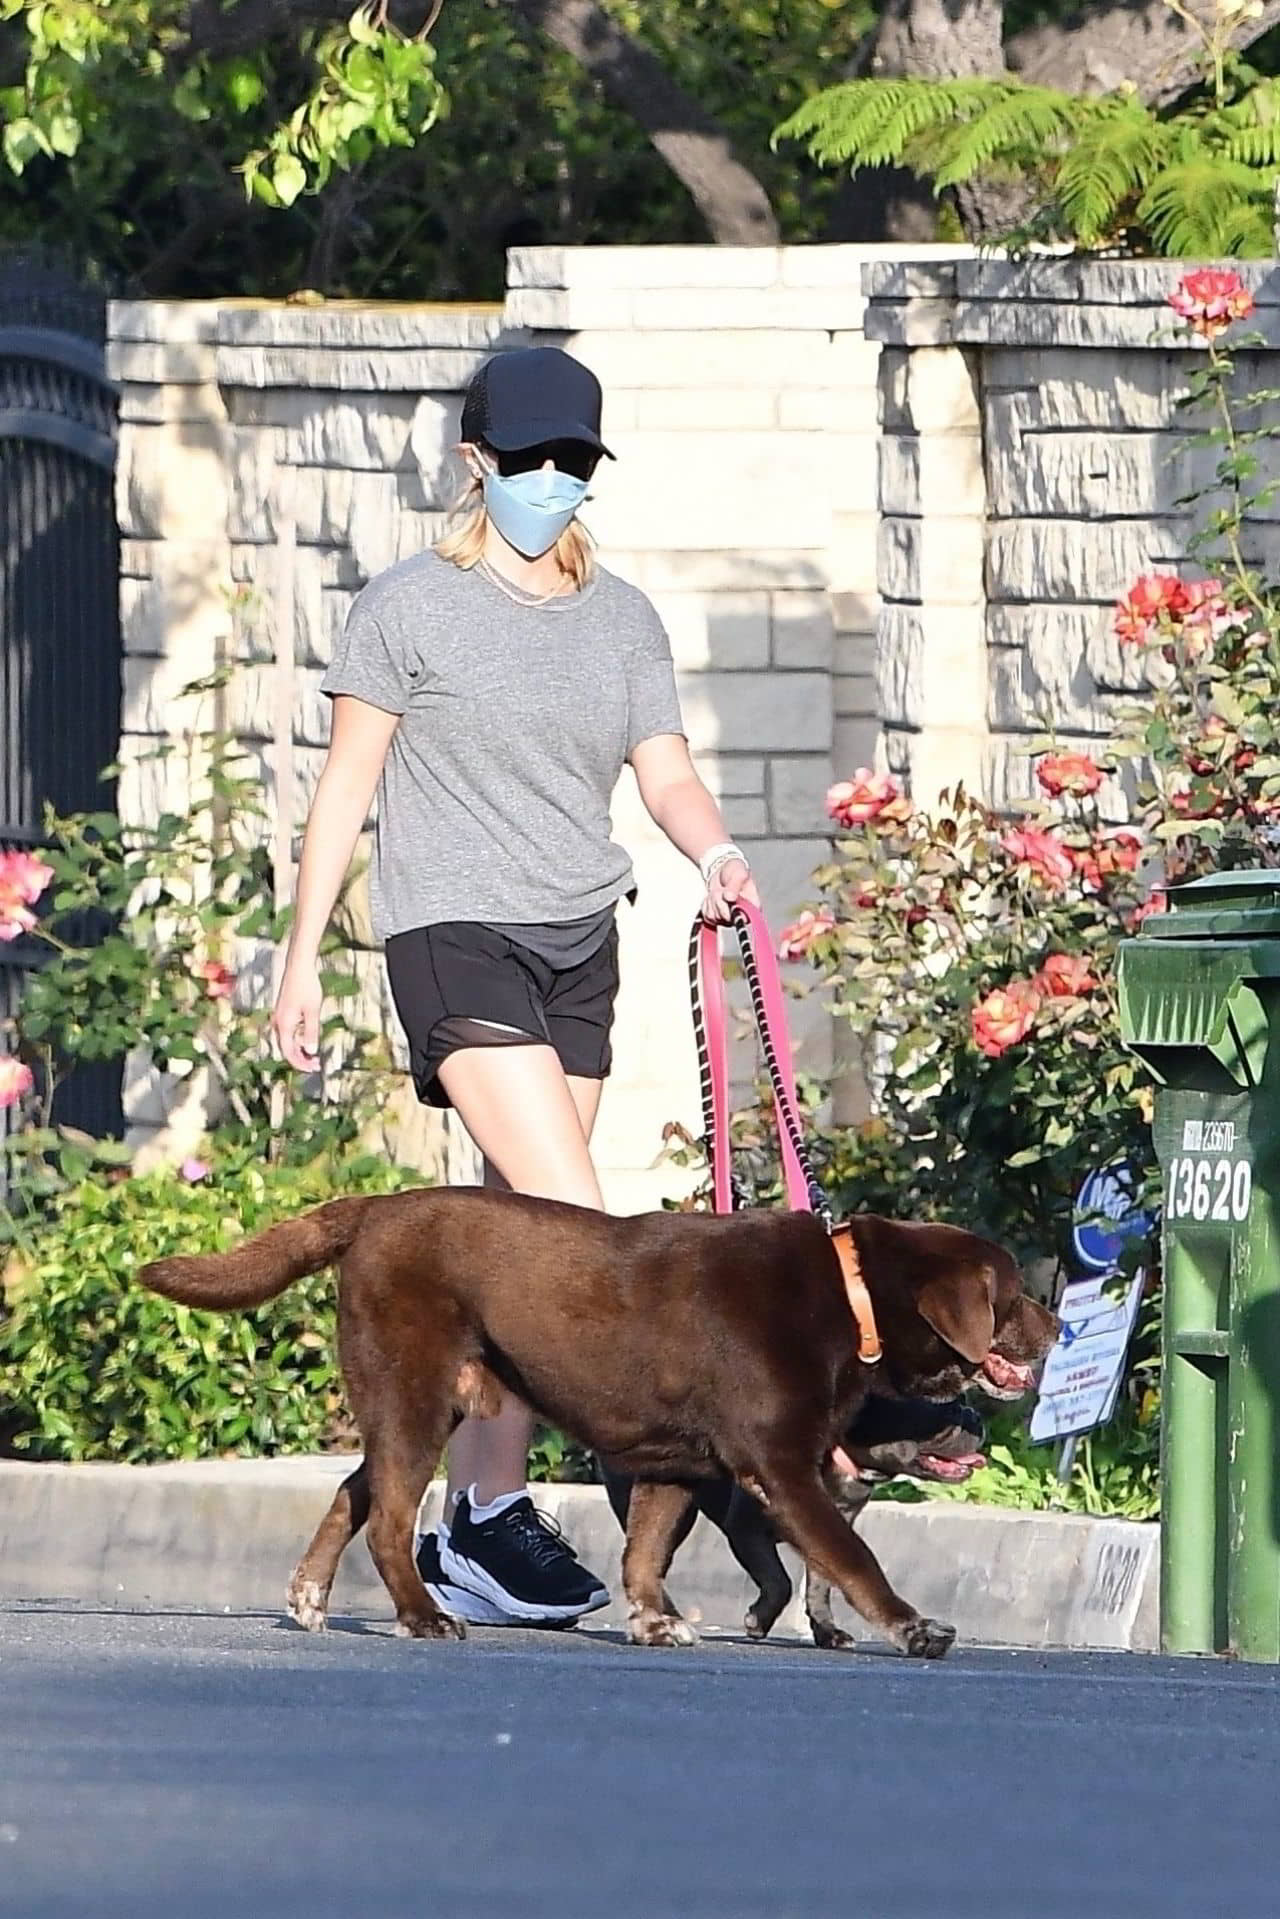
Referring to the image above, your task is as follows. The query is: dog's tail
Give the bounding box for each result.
[138,1196,373,1311]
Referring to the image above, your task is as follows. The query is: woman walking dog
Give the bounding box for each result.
[272,344,757,1627]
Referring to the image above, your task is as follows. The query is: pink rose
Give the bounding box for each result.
[180,1157,210,1183]
[0,1055,34,1109]
[192,959,236,1000]
[0,849,54,943]
[1113,574,1190,648]
[826,769,903,828]
[1037,752,1103,800]
[1001,827,1076,890]
[1168,269,1254,341]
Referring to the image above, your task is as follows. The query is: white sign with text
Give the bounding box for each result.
[1030,1272,1145,1444]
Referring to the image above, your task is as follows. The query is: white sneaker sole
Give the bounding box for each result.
[438,1540,610,1623]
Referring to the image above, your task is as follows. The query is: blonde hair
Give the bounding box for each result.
[435,477,596,591]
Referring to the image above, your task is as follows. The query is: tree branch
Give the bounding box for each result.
[1007,0,1280,105]
[501,0,779,244]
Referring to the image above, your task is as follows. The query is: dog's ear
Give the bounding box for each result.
[915,1263,996,1366]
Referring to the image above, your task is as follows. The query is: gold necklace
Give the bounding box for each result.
[478,556,575,608]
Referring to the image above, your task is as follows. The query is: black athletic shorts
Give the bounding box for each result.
[384,920,620,1110]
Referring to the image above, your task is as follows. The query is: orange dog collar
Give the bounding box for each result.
[831,1224,882,1365]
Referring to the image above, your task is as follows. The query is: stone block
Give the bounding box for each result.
[604,550,827,593]
[959,301,1280,351]
[508,244,784,290]
[776,385,880,432]
[878,515,984,606]
[633,388,776,430]
[271,393,419,470]
[116,730,199,827]
[117,419,230,541]
[827,513,880,597]
[880,432,984,518]
[107,341,217,385]
[863,298,958,347]
[213,344,495,393]
[834,709,880,776]
[119,381,229,427]
[690,753,766,798]
[877,603,986,733]
[109,301,224,345]
[768,755,834,834]
[221,661,331,748]
[987,518,1193,602]
[834,672,875,720]
[566,329,835,391]
[121,650,229,737]
[770,591,835,669]
[216,304,504,350]
[504,287,636,331]
[982,346,1217,430]
[589,431,831,552]
[835,630,875,676]
[986,605,1112,734]
[676,670,831,754]
[650,591,771,670]
[986,415,1197,519]
[903,346,981,433]
[630,286,867,331]
[119,543,231,666]
[861,260,963,302]
[832,588,879,635]
[986,734,1129,820]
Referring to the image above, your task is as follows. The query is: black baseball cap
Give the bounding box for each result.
[461,346,615,460]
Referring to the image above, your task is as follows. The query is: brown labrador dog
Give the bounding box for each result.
[601,1394,989,1648]
[139,1189,1057,1658]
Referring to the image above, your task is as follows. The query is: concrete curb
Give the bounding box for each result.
[0,1458,1158,1652]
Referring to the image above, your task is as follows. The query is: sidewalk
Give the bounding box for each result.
[0,1456,1158,1651]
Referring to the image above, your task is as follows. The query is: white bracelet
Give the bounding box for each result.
[699,842,748,883]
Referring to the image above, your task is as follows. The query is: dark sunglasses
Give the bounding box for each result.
[492,439,600,484]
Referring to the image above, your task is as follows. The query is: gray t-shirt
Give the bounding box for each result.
[320,550,686,944]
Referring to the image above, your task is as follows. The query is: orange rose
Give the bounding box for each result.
[1114,574,1190,648]
[1037,752,1103,799]
[778,908,834,961]
[1095,832,1142,879]
[826,769,903,828]
[1036,954,1096,999]
[972,981,1042,1060]
[1001,827,1076,889]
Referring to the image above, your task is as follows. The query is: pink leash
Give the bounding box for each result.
[688,900,831,1224]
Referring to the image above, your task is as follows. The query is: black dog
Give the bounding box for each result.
[602,1395,986,1648]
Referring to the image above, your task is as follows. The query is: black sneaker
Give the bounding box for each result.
[439,1491,610,1622]
[414,1530,516,1626]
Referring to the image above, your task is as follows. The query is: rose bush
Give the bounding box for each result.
[757,267,1278,1517]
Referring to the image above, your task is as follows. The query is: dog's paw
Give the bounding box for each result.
[627,1607,698,1649]
[810,1620,856,1652]
[286,1574,328,1634]
[395,1609,467,1641]
[896,1615,956,1660]
[744,1608,770,1641]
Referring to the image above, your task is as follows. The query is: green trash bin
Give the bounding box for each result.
[1118,870,1280,1662]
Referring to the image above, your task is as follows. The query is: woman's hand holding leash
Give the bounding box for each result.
[699,842,759,925]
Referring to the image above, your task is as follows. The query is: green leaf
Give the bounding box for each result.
[270,151,307,207]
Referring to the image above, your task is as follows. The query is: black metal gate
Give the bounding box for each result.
[1,254,124,1143]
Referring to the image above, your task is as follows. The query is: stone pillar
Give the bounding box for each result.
[863,263,989,804]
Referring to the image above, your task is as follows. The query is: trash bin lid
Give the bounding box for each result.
[1143,868,1280,939]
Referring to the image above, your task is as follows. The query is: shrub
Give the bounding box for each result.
[0,1148,422,1462]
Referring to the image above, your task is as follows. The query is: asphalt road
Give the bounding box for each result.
[4,1603,1279,1919]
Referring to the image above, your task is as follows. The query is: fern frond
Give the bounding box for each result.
[773,77,1071,172]
[1216,79,1280,166]
[1053,101,1172,243]
[1138,158,1273,255]
[929,88,1086,187]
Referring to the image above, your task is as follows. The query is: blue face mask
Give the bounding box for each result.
[481,461,590,559]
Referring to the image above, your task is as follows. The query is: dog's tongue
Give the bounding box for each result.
[983,1351,1033,1393]
[919,1451,986,1481]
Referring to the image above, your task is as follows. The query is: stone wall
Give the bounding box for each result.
[110,245,970,1209]
[864,257,1280,818]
